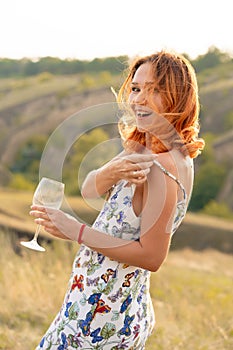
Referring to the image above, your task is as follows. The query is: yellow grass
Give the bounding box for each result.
[0,231,233,350]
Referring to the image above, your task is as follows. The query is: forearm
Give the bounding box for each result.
[81,159,120,198]
[82,226,146,268]
[81,225,168,272]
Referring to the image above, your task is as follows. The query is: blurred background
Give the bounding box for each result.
[0,0,232,349]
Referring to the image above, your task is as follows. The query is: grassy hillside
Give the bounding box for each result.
[199,77,233,134]
[1,59,233,214]
[0,73,118,167]
[1,188,233,254]
[1,61,233,167]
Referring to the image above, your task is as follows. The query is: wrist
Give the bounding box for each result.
[106,158,121,183]
[97,161,120,188]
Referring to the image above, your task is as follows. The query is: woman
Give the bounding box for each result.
[31,50,204,349]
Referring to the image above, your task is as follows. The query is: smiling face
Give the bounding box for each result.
[118,51,204,157]
[128,62,163,132]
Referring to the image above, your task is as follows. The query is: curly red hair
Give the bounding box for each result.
[117,51,205,158]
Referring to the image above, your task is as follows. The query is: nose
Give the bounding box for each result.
[132,90,147,105]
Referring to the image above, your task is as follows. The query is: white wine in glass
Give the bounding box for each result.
[20,177,65,252]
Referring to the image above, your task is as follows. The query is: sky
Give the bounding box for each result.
[1,0,233,61]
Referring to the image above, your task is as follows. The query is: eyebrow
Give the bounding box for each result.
[130,81,161,94]
[130,81,155,86]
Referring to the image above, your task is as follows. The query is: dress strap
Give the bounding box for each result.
[153,159,187,201]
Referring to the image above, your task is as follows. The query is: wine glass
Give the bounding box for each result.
[20,177,65,252]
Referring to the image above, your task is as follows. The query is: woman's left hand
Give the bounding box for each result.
[30,205,82,241]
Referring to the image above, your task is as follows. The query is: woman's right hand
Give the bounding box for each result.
[110,152,157,185]
[81,152,157,199]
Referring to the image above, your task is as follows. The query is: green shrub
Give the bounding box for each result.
[37,72,54,83]
[189,161,227,211]
[8,173,34,191]
[201,200,233,219]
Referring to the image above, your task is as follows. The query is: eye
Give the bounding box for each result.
[131,86,140,92]
[130,83,140,93]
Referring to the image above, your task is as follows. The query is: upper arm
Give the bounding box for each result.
[81,152,183,272]
[139,155,178,270]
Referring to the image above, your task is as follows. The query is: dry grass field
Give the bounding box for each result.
[0,232,233,350]
[0,188,233,349]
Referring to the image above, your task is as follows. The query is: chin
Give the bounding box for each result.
[136,123,151,133]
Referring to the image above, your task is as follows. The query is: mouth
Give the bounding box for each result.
[135,110,153,118]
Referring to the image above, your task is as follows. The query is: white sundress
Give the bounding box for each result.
[36,160,187,350]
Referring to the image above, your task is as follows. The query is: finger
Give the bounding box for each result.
[35,218,54,228]
[35,220,59,237]
[29,210,49,220]
[131,167,150,178]
[30,205,47,212]
[34,218,47,225]
[131,161,154,171]
[135,168,150,177]
[131,176,148,185]
[125,153,157,163]
[30,205,56,216]
[43,227,55,235]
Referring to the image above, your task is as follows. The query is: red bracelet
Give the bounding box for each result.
[77,224,86,244]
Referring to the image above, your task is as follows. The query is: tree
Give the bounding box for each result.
[192,46,231,73]
[189,161,227,211]
[10,135,47,183]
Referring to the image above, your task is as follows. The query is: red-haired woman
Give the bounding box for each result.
[31,50,204,349]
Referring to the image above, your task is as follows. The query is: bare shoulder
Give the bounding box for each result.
[147,152,177,187]
[155,152,177,174]
[152,150,194,195]
[156,150,193,173]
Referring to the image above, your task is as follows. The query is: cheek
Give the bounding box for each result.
[128,93,134,104]
[151,95,163,113]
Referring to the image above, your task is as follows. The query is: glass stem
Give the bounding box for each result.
[33,224,41,241]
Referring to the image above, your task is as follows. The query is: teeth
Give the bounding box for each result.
[137,112,150,117]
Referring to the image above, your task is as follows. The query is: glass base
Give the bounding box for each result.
[20,239,46,252]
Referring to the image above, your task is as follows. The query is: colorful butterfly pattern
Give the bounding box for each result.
[36,176,186,349]
[122,272,135,287]
[71,274,84,292]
